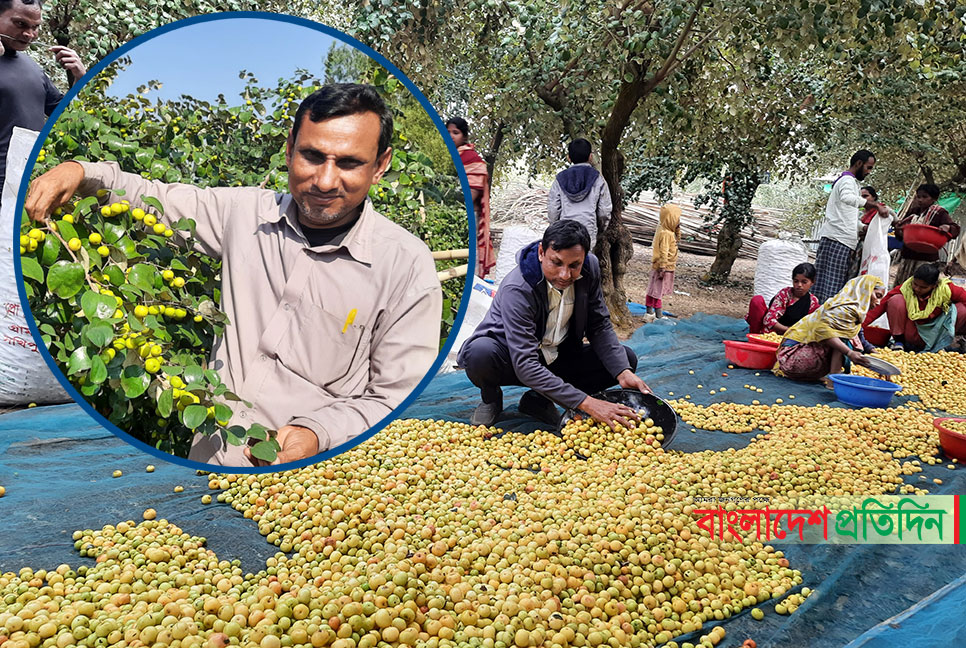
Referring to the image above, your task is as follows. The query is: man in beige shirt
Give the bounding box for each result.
[25,84,442,467]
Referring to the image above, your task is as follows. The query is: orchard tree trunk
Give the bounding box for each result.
[706,219,743,281]
[705,170,761,281]
[597,149,636,330]
[597,62,660,329]
[484,121,506,179]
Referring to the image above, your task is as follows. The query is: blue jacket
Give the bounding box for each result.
[458,241,631,408]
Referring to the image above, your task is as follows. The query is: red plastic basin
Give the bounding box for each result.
[746,334,781,350]
[862,325,891,348]
[933,418,966,462]
[723,340,778,370]
[902,223,954,254]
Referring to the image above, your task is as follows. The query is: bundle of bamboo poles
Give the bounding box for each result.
[433,249,469,282]
[490,186,790,260]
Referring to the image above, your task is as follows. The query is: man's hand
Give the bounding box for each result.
[245,425,319,467]
[617,368,651,395]
[578,396,641,430]
[24,161,85,222]
[876,203,890,217]
[50,46,86,84]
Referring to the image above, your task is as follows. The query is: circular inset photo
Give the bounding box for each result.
[15,13,473,471]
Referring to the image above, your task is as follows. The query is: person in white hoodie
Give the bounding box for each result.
[547,138,612,248]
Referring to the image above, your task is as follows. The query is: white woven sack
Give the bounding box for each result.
[753,235,809,303]
[440,276,496,374]
[492,225,542,286]
[0,127,71,405]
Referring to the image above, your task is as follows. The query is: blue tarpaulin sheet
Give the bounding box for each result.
[1,313,964,647]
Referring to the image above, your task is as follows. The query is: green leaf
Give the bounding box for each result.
[183,364,204,385]
[120,365,150,398]
[245,424,267,441]
[213,403,233,422]
[101,221,126,244]
[182,404,207,430]
[158,388,174,418]
[116,236,138,258]
[128,263,157,291]
[135,148,154,168]
[81,290,118,320]
[86,321,114,347]
[249,440,278,463]
[141,196,165,216]
[150,159,170,178]
[89,355,108,384]
[74,196,98,215]
[41,235,62,265]
[105,266,126,285]
[21,256,44,283]
[56,221,79,241]
[67,347,91,374]
[225,431,245,446]
[47,261,85,299]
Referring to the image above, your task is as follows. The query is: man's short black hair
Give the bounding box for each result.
[291,84,393,157]
[792,262,816,281]
[542,219,591,254]
[917,183,941,200]
[0,0,42,14]
[568,138,592,164]
[850,150,875,166]
[913,263,941,285]
[446,117,469,138]
[861,186,878,201]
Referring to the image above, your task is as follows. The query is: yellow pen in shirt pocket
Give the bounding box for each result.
[341,308,358,334]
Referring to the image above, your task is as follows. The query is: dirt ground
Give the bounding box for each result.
[624,244,755,319]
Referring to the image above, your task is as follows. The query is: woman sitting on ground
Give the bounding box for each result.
[774,275,883,386]
[746,263,820,334]
[864,263,966,352]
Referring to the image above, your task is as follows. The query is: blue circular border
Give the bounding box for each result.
[13,11,477,474]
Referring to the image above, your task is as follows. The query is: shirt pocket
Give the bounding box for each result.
[275,303,371,397]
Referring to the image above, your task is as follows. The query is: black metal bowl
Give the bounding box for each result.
[558,388,679,448]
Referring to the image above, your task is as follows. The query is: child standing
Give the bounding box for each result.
[646,204,681,318]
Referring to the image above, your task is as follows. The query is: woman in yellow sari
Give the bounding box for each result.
[446,117,496,278]
[774,275,886,384]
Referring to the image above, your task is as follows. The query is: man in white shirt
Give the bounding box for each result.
[813,150,889,302]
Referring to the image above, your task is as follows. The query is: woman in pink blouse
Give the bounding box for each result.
[747,263,820,334]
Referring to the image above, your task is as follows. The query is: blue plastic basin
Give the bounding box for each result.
[828,374,902,408]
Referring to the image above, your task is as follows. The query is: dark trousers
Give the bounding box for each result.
[460,336,639,405]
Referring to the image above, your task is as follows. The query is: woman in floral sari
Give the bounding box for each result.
[774,274,885,386]
[447,117,496,278]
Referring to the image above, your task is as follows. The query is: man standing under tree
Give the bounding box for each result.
[547,138,612,248]
[813,150,890,303]
[0,0,86,203]
[458,220,651,429]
